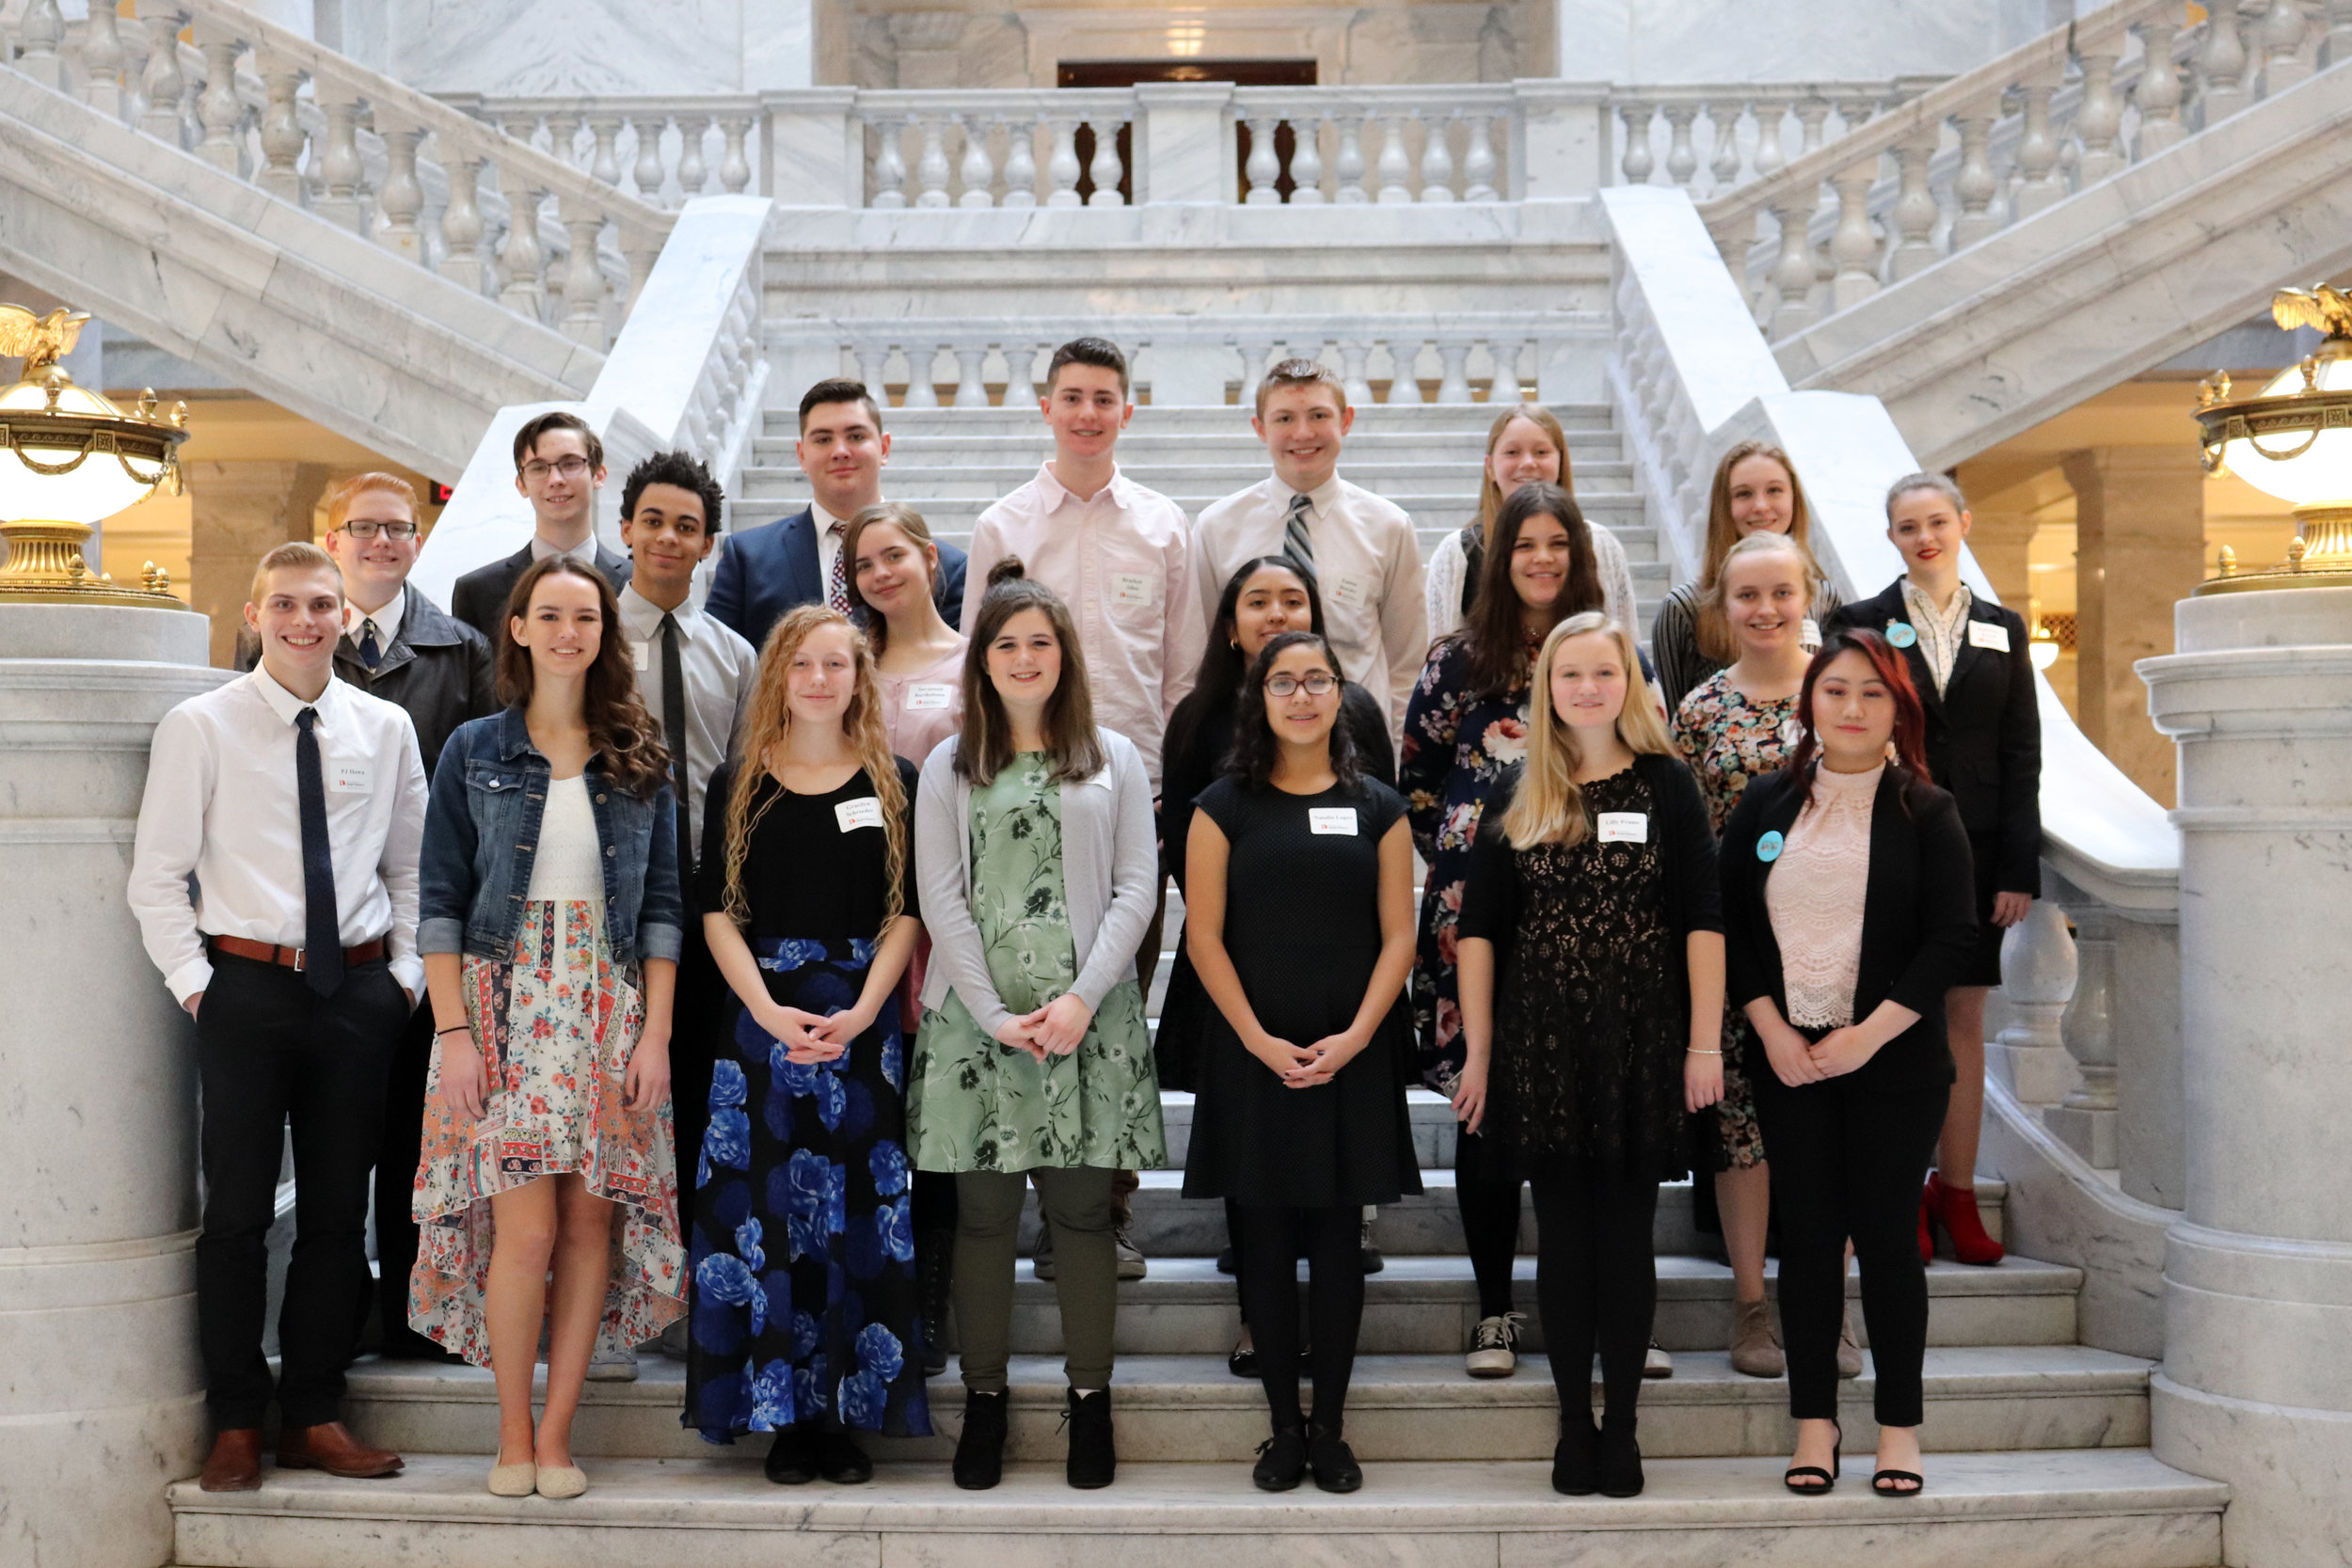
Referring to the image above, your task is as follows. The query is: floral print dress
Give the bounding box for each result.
[1399,634,1532,1096]
[908,752,1165,1173]
[1671,670,1803,1170]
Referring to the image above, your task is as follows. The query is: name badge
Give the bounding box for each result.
[1801,617,1822,649]
[905,683,954,711]
[1329,573,1369,609]
[630,641,651,672]
[1308,807,1358,835]
[1885,621,1918,649]
[1968,619,2011,653]
[329,762,373,794]
[1756,829,1785,863]
[1109,571,1156,608]
[1596,811,1647,844]
[834,797,885,832]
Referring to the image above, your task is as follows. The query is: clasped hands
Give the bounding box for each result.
[1759,1016,1880,1085]
[992,991,1095,1063]
[1247,1028,1364,1089]
[758,999,873,1065]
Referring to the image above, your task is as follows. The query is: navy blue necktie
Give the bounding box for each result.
[295,707,344,998]
[357,618,382,669]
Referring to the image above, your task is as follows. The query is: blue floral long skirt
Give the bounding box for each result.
[681,936,933,1441]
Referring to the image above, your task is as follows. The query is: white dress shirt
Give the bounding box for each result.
[129,664,429,1004]
[617,583,757,856]
[961,463,1206,787]
[344,591,405,652]
[530,533,600,565]
[1192,471,1428,730]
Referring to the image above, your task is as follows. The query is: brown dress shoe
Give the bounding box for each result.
[276,1421,405,1479]
[199,1429,264,1492]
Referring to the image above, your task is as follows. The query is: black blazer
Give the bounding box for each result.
[706,506,969,653]
[451,541,633,641]
[1719,764,1977,1093]
[235,585,499,775]
[1825,580,2041,895]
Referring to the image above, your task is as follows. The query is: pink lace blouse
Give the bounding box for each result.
[1765,762,1882,1028]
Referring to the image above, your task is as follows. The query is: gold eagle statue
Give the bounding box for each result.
[2271,284,2352,341]
[0,304,89,372]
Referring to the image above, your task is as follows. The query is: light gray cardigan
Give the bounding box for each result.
[914,725,1158,1037]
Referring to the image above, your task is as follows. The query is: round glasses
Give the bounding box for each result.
[1265,672,1338,698]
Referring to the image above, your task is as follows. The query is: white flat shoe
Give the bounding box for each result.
[487,1461,536,1497]
[535,1464,588,1499]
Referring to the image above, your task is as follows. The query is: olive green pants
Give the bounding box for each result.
[954,1165,1118,1392]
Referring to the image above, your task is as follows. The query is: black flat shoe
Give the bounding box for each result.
[1063,1387,1116,1489]
[952,1391,1007,1491]
[1229,1340,1257,1378]
[1597,1422,1644,1497]
[1873,1468,1925,1497]
[1307,1423,1361,1494]
[1251,1423,1309,1491]
[818,1430,872,1484]
[763,1427,819,1485]
[1551,1414,1599,1496]
[1784,1419,1842,1495]
[1215,1246,1238,1275]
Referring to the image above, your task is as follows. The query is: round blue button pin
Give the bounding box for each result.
[1756,830,1785,863]
[1886,621,1918,649]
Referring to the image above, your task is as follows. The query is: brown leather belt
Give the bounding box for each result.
[210,934,389,973]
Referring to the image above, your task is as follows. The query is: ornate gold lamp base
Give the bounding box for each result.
[2195,506,2352,594]
[0,518,185,608]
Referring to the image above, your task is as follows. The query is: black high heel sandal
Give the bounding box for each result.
[1783,1418,1841,1495]
[1872,1467,1925,1496]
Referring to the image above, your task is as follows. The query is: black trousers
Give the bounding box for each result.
[1454,1125,1524,1320]
[371,996,437,1343]
[1529,1168,1659,1432]
[1236,1203,1364,1433]
[1752,1067,1949,1426]
[196,952,408,1429]
[670,911,721,1201]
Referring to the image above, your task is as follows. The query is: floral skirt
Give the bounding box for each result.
[1707,1013,1768,1171]
[682,936,932,1440]
[407,901,687,1368]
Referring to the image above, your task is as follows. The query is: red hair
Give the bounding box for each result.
[1787,628,1932,795]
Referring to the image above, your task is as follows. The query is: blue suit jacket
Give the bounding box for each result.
[707,506,968,653]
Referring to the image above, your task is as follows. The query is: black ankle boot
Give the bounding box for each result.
[1251,1422,1309,1491]
[818,1427,872,1484]
[1598,1420,1644,1497]
[1551,1412,1599,1496]
[1307,1422,1361,1493]
[764,1424,819,1485]
[916,1231,955,1378]
[952,1390,1008,1490]
[1063,1387,1116,1489]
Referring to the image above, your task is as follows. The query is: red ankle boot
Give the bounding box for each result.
[1926,1172,2004,1265]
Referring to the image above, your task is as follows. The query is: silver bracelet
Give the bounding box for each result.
[1686,1047,1723,1055]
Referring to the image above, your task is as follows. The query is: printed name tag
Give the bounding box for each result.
[1329,573,1370,609]
[1801,617,1822,649]
[834,797,884,832]
[329,762,373,794]
[1308,807,1359,835]
[905,683,955,711]
[1109,571,1156,607]
[1968,620,2011,652]
[1596,811,1648,844]
[630,641,651,672]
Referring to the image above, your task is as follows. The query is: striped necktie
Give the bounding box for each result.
[1282,492,1314,566]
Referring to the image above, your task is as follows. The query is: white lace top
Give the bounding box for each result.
[523,774,605,911]
[1766,762,1882,1028]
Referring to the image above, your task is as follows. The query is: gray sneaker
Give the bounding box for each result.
[1114,1224,1147,1281]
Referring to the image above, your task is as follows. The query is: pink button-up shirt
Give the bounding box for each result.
[961,463,1207,787]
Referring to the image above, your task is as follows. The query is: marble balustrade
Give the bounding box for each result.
[442,93,763,212]
[1610,78,1926,199]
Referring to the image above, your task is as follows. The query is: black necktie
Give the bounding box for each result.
[357,618,382,669]
[294,707,343,997]
[659,613,693,879]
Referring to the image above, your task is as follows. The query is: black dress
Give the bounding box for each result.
[1178,775,1423,1209]
[1457,754,1722,1183]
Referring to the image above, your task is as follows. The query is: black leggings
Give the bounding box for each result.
[1753,1070,1948,1427]
[1236,1203,1365,1433]
[1530,1169,1660,1432]
[1455,1125,1523,1320]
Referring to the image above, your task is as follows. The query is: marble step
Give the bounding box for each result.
[763,404,1620,437]
[769,431,1629,466]
[167,1449,2227,1568]
[341,1341,2137,1465]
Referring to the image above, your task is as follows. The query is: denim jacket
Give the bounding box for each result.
[419,706,683,969]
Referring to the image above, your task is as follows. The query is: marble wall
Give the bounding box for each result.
[333,0,816,92]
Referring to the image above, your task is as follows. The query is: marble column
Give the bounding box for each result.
[0,604,227,1568]
[2063,445,2205,804]
[2140,585,2352,1566]
[1964,501,2036,613]
[186,460,328,669]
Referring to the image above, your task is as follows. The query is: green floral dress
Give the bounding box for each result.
[908,752,1165,1173]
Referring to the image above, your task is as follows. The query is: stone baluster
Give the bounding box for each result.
[1491,338,1528,401]
[495,159,548,319]
[1374,111,1413,202]
[313,84,367,232]
[1751,97,1788,177]
[676,115,710,198]
[1434,340,1475,403]
[2200,0,2250,122]
[869,117,909,208]
[2010,78,2066,218]
[2047,901,2120,1168]
[717,114,753,195]
[1418,111,1456,202]
[1002,341,1040,405]
[14,0,66,91]
[254,55,307,201]
[117,3,154,123]
[631,115,668,204]
[1001,117,1038,206]
[1993,896,2080,1108]
[1888,131,1941,278]
[438,151,487,293]
[1235,340,1276,406]
[1336,341,1375,406]
[1043,118,1082,206]
[586,115,623,186]
[1244,116,1282,203]
[1617,101,1654,183]
[1708,103,1744,190]
[1086,117,1125,206]
[1332,114,1368,202]
[957,116,996,208]
[914,117,951,207]
[2132,18,2187,157]
[375,119,426,261]
[545,112,581,169]
[2326,0,2352,67]
[1792,97,1832,155]
[902,345,941,407]
[2074,46,2126,182]
[1765,200,1819,334]
[2257,0,2312,94]
[953,347,990,407]
[1827,162,1881,310]
[853,343,891,397]
[1387,340,1427,404]
[1833,95,1881,150]
[1291,114,1327,203]
[135,3,187,145]
[557,199,608,347]
[1459,111,1495,201]
[80,0,127,118]
[1949,111,2002,248]
[619,226,660,314]
[1661,104,1699,186]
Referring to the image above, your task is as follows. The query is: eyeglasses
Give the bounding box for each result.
[1265,672,1337,697]
[520,456,592,481]
[340,519,420,540]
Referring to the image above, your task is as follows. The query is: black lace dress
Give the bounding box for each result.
[1458,756,1721,1183]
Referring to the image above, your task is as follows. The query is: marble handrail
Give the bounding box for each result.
[1228,84,1518,204]
[849,87,1140,209]
[27,0,674,352]
[442,93,764,212]
[1607,77,1933,199]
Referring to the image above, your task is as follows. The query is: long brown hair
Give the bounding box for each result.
[1461,481,1602,698]
[1695,440,1826,664]
[955,556,1106,787]
[496,555,669,799]
[721,606,908,938]
[1500,612,1676,849]
[1785,628,1933,806]
[840,501,941,657]
[1475,404,1575,547]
